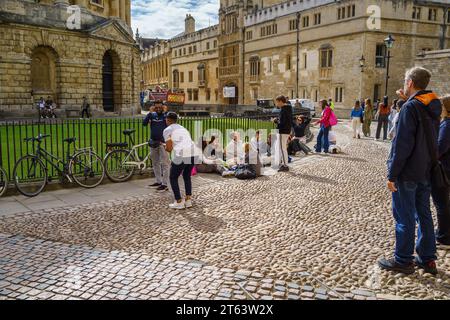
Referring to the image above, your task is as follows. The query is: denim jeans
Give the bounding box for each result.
[432,183,450,244]
[315,125,330,153]
[169,157,195,201]
[376,115,389,140]
[392,181,437,265]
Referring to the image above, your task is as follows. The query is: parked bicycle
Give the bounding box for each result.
[104,129,152,182]
[13,134,105,197]
[0,166,7,197]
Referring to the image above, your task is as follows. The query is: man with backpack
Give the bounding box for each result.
[380,67,442,275]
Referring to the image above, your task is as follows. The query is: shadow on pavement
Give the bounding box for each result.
[180,208,227,234]
[287,172,337,186]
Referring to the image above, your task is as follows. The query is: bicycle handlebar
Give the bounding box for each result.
[24,134,51,143]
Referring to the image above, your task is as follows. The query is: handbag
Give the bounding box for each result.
[415,104,450,189]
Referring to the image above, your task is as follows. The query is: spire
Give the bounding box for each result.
[135,28,140,41]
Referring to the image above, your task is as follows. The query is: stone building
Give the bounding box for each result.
[140,15,220,106]
[140,0,449,115]
[0,0,140,118]
[415,49,450,96]
[171,15,220,105]
[139,36,171,90]
[241,0,449,116]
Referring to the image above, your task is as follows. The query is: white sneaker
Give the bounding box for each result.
[169,201,185,210]
[185,199,193,208]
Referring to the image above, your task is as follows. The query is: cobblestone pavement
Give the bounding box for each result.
[1,123,449,300]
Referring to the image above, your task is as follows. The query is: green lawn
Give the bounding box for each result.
[0,117,275,180]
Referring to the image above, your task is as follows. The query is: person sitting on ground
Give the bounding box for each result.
[37,97,45,118]
[244,143,262,177]
[250,130,268,155]
[197,137,226,174]
[204,136,222,160]
[329,129,337,146]
[289,115,312,155]
[225,131,244,167]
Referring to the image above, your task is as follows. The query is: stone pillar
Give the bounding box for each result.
[125,0,131,26]
[110,0,120,17]
[54,0,70,5]
[120,0,126,22]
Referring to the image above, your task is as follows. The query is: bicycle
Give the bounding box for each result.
[103,129,153,183]
[0,166,7,197]
[13,134,105,197]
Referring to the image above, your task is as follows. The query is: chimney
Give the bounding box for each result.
[185,14,195,34]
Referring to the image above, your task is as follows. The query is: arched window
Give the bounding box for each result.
[31,46,59,104]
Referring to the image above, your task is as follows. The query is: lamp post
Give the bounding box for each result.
[384,34,395,97]
[359,55,366,100]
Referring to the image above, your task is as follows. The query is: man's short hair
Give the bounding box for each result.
[166,112,178,122]
[154,99,163,105]
[405,67,432,90]
[275,95,287,104]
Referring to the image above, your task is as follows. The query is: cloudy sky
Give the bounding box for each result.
[131,0,220,39]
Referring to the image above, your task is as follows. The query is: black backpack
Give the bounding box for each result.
[235,164,257,180]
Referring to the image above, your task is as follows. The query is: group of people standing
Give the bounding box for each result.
[379,67,450,276]
[350,97,406,141]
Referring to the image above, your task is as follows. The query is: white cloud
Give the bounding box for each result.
[131,0,219,39]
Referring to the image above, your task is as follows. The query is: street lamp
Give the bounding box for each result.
[384,35,395,96]
[359,55,366,100]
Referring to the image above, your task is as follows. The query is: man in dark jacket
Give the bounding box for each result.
[143,100,170,192]
[379,67,442,275]
[273,95,292,172]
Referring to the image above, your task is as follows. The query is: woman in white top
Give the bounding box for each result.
[163,112,202,210]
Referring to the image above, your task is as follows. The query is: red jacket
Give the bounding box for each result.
[319,107,332,128]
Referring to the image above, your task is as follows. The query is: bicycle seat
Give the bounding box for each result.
[24,134,50,143]
[106,142,128,149]
[63,137,77,144]
[123,129,136,136]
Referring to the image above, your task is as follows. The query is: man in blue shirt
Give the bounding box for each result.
[143,100,170,192]
[379,67,442,276]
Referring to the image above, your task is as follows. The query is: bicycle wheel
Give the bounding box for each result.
[0,167,7,197]
[70,150,105,188]
[13,155,47,197]
[104,149,136,183]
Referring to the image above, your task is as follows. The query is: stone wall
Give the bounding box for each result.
[0,0,140,118]
[415,49,450,96]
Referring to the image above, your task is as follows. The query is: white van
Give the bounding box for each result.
[289,99,316,117]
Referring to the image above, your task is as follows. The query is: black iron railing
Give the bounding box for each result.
[0,117,275,182]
